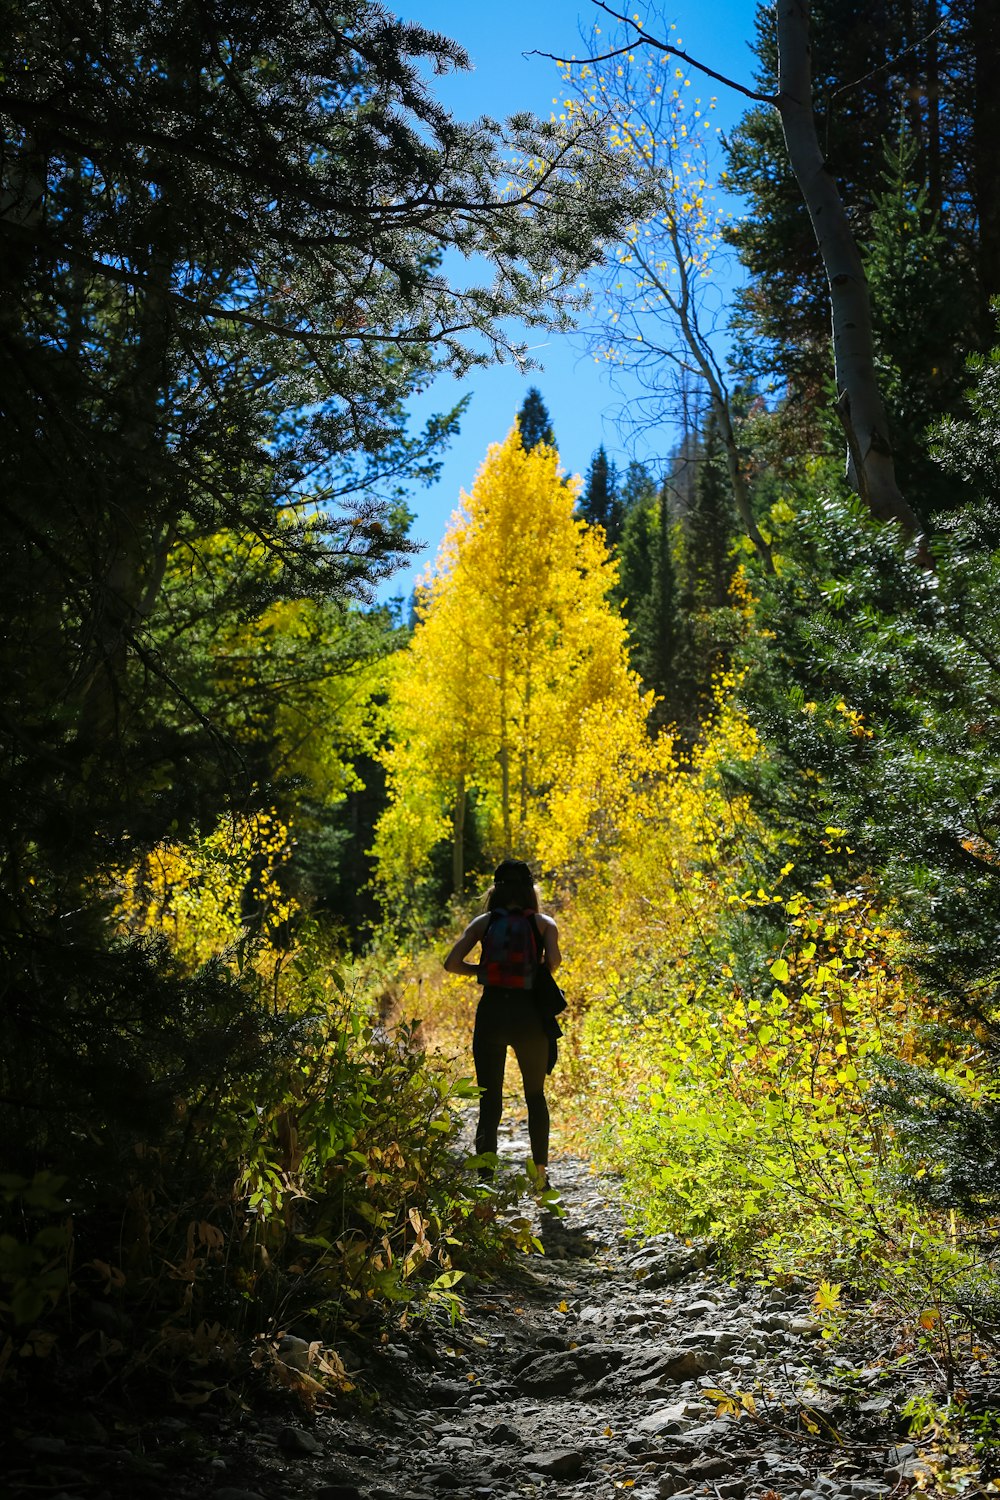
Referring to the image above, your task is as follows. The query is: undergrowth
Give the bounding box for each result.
[0,905,535,1408]
[411,677,1000,1388]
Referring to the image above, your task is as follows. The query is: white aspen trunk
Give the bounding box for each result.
[664,225,775,570]
[775,0,923,534]
[452,772,466,897]
[499,647,511,855]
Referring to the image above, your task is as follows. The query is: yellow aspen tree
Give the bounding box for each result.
[374,424,658,899]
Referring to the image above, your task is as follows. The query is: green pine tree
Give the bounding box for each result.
[579,444,624,544]
[516,388,556,451]
[865,125,976,515]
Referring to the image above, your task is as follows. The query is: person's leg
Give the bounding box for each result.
[472,1007,508,1161]
[510,1025,550,1173]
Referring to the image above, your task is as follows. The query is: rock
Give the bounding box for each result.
[637,1404,693,1436]
[486,1423,522,1446]
[885,1453,933,1485]
[421,1468,464,1489]
[680,1298,720,1318]
[515,1344,627,1395]
[859,1395,895,1417]
[524,1448,587,1478]
[277,1334,312,1371]
[658,1477,686,1498]
[677,1328,739,1354]
[437,1435,474,1452]
[212,1490,267,1500]
[315,1487,365,1500]
[278,1426,324,1457]
[675,1422,732,1445]
[686,1456,735,1482]
[427,1379,472,1408]
[636,1346,722,1383]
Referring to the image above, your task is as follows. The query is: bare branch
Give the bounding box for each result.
[533,0,775,107]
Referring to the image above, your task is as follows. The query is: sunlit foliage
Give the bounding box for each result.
[373,425,658,904]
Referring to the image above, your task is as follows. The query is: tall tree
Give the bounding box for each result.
[374,426,647,900]
[0,0,646,1178]
[0,0,643,880]
[620,460,659,515]
[864,126,974,512]
[724,0,994,495]
[557,33,774,567]
[575,0,972,533]
[516,387,556,451]
[579,444,623,544]
[616,483,678,714]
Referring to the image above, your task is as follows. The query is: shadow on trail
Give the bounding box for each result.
[537,1201,601,1260]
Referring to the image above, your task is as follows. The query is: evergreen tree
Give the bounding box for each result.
[0,0,646,1209]
[579,444,624,544]
[687,415,736,612]
[725,0,996,440]
[516,388,556,451]
[865,126,975,515]
[620,460,659,515]
[617,486,678,719]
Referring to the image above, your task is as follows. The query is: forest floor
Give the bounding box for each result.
[5,1113,993,1500]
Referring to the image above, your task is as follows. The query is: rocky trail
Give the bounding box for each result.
[6,1118,962,1500]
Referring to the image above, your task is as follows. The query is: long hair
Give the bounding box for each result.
[484,859,540,913]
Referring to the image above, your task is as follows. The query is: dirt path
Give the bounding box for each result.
[214,1118,928,1500]
[6,1117,942,1499]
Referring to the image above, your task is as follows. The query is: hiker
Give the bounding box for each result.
[443,859,562,1187]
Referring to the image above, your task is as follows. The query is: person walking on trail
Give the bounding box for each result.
[443,859,561,1189]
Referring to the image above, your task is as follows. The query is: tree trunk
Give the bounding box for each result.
[498,652,511,855]
[972,0,1000,309]
[519,661,532,833]
[664,224,775,571]
[452,773,466,897]
[775,0,923,534]
[925,0,942,222]
[710,391,772,574]
[78,225,175,745]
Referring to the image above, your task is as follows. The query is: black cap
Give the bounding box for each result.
[494,859,533,884]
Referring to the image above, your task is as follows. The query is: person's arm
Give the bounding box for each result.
[443,913,491,980]
[537,913,561,972]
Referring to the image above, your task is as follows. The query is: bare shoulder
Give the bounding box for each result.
[465,911,492,939]
[534,911,558,933]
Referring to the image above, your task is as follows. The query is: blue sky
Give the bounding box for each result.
[383,0,761,602]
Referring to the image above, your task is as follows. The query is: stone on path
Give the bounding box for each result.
[524,1447,588,1478]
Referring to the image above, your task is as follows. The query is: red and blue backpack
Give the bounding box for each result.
[480,909,539,990]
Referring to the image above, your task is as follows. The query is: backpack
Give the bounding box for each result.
[480,909,539,990]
